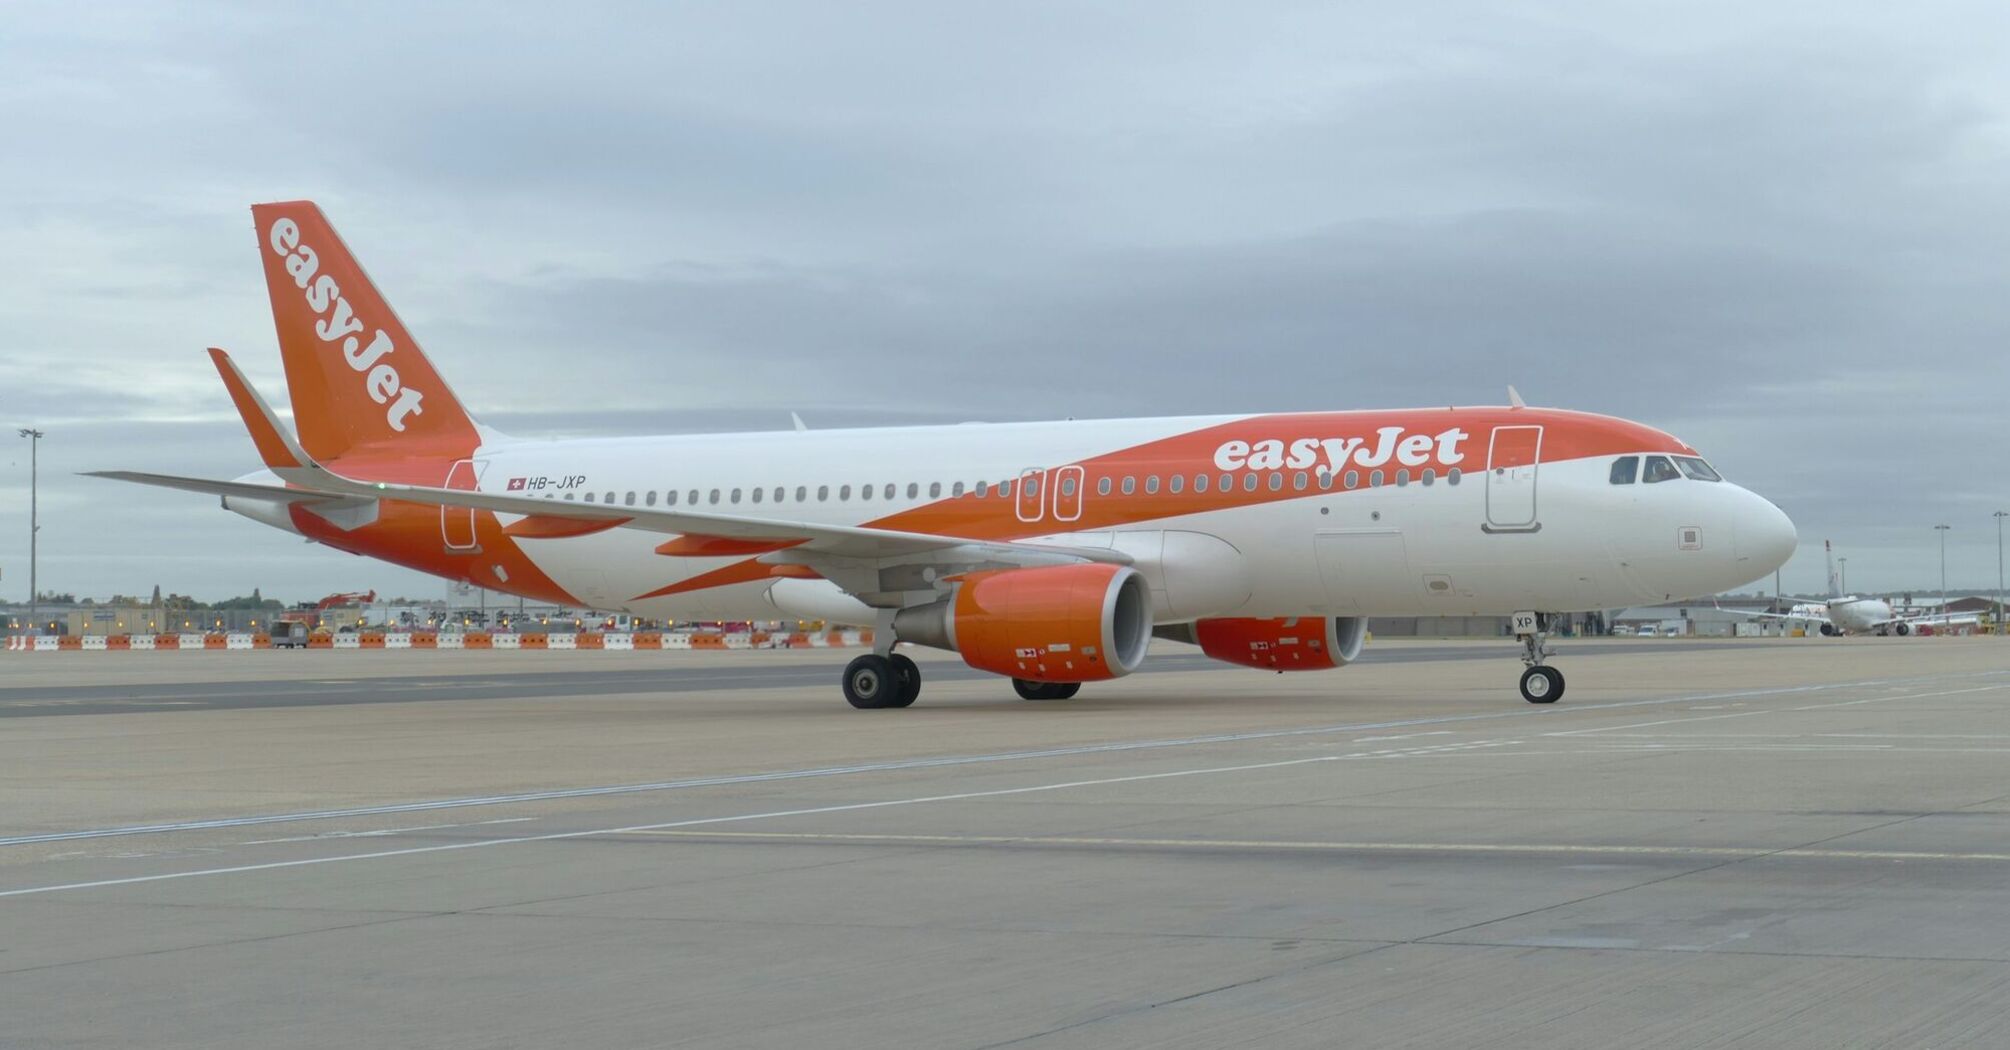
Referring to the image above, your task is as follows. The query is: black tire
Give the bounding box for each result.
[1013,678,1083,701]
[887,653,921,708]
[842,654,897,709]
[1519,665,1563,704]
[1894,622,1911,637]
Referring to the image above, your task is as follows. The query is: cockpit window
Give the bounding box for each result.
[1609,456,1639,485]
[1642,455,1681,484]
[1675,456,1722,482]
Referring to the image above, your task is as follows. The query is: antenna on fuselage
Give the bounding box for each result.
[1507,385,1527,409]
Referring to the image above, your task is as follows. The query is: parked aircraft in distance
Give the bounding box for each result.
[1732,541,1978,637]
[93,202,1798,707]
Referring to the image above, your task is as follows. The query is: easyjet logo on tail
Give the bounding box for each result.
[1213,427,1470,474]
[267,218,426,432]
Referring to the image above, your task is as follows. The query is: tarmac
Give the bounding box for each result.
[3,637,2009,1048]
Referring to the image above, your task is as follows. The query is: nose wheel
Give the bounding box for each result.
[1519,665,1563,703]
[1512,610,1565,704]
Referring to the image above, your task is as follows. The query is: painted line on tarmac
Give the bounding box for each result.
[11,716,2010,901]
[620,830,2010,863]
[3,668,2006,850]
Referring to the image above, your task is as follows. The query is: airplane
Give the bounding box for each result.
[1731,541,1978,637]
[90,201,1799,708]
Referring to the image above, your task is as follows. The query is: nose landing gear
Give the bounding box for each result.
[1513,610,1565,704]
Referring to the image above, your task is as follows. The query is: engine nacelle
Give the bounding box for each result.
[1158,616,1368,671]
[894,563,1153,683]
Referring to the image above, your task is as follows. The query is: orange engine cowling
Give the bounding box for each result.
[1162,616,1368,671]
[892,563,1153,683]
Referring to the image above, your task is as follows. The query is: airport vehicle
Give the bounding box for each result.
[1732,541,1978,637]
[93,201,1797,707]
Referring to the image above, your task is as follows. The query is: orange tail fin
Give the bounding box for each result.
[249,201,480,462]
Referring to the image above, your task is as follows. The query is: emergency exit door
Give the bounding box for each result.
[1483,425,1541,532]
[442,458,484,551]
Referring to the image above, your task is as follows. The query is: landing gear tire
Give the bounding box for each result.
[1520,665,1564,704]
[887,653,921,708]
[1012,678,1082,701]
[1894,622,1912,637]
[842,654,899,709]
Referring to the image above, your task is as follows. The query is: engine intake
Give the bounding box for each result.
[1157,616,1367,671]
[894,563,1152,683]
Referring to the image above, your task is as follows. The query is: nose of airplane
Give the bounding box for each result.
[1734,488,1797,575]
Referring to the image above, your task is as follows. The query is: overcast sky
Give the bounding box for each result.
[5,1,2009,604]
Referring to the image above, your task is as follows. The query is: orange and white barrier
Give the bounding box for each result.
[5,630,877,654]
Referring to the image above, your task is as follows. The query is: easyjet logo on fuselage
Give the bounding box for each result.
[267,218,425,433]
[1212,427,1470,474]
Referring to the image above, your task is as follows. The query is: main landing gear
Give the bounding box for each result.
[841,652,921,709]
[1013,679,1081,701]
[1513,611,1565,704]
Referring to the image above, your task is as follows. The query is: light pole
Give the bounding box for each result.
[1935,524,1951,617]
[1838,557,1848,596]
[18,429,41,634]
[1994,511,2007,636]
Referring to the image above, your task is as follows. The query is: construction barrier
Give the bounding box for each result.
[8,629,879,654]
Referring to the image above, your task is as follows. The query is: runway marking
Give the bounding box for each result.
[6,669,2008,850]
[616,830,2010,862]
[237,817,536,846]
[1354,731,1453,742]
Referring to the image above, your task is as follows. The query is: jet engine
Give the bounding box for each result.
[1157,616,1368,671]
[894,563,1152,683]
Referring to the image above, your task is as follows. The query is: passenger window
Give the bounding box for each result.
[1145,475,1159,494]
[1267,473,1283,491]
[646,491,657,506]
[1098,476,1112,496]
[907,482,919,498]
[1317,471,1333,490]
[1447,468,1461,486]
[1370,470,1384,487]
[624,491,636,506]
[774,487,784,502]
[1168,474,1184,494]
[731,488,742,503]
[975,481,989,498]
[1218,473,1232,492]
[999,480,1013,499]
[751,488,763,503]
[1675,457,1722,482]
[1243,473,1259,493]
[796,486,807,502]
[584,492,595,503]
[1022,477,1037,498]
[817,485,829,501]
[1061,475,1077,496]
[840,485,852,500]
[1422,468,1436,486]
[929,482,941,498]
[709,489,721,504]
[1194,474,1209,494]
[884,483,896,500]
[564,492,576,501]
[1643,456,1680,483]
[1609,456,1640,485]
[1396,469,1410,487]
[667,490,678,506]
[1293,472,1307,491]
[861,484,873,501]
[951,481,965,497]
[1122,476,1136,495]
